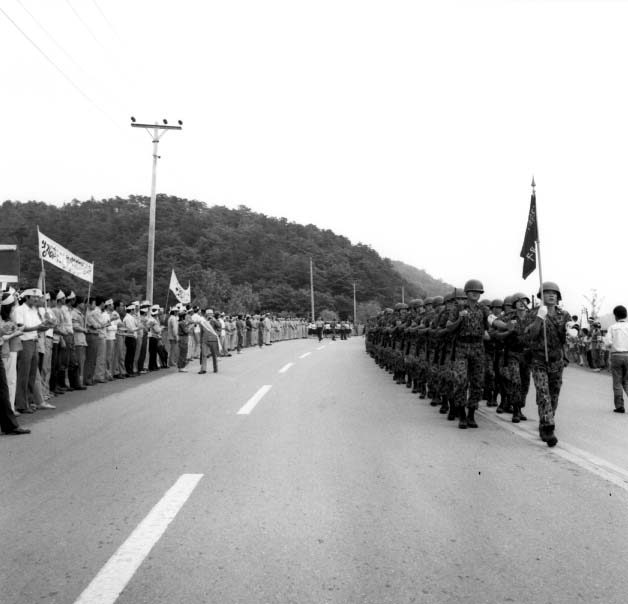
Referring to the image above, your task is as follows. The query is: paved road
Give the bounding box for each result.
[2,338,628,604]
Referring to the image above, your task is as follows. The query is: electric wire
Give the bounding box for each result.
[0,6,121,129]
[65,0,108,53]
[15,0,94,80]
[91,0,120,41]
[14,0,132,118]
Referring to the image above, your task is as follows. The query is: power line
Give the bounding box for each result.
[64,0,137,94]
[15,0,92,79]
[14,0,132,118]
[0,6,121,128]
[65,0,108,52]
[91,0,121,41]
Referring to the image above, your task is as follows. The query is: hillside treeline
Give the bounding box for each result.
[1,196,443,319]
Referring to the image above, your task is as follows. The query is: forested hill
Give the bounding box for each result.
[0,196,450,319]
[391,260,455,298]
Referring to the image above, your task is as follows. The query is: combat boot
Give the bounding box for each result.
[447,400,457,421]
[540,425,558,447]
[406,376,412,388]
[503,395,513,414]
[439,398,449,414]
[411,380,419,393]
[511,404,522,423]
[495,401,506,414]
[467,408,478,428]
[430,396,439,407]
[518,407,527,421]
[486,391,498,407]
[458,407,468,429]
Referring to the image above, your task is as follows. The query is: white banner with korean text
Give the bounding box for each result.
[38,230,94,283]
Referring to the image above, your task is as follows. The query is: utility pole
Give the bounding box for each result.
[401,285,405,304]
[131,117,182,303]
[310,257,315,322]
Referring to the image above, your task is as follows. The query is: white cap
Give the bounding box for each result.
[22,288,43,298]
[56,290,66,301]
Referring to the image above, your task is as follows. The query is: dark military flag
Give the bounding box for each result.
[519,191,538,279]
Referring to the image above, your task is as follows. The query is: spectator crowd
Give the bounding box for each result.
[0,286,315,434]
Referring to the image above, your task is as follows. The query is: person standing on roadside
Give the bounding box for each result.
[603,305,628,413]
[0,312,30,434]
[14,289,51,413]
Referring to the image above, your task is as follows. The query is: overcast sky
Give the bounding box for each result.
[1,0,625,318]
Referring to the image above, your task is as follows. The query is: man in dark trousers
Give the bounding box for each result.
[197,310,222,374]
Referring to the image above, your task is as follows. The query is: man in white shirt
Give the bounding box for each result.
[104,299,117,380]
[14,289,52,413]
[123,303,139,376]
[603,304,628,413]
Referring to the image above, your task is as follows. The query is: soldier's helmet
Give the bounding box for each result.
[454,287,467,300]
[464,279,484,293]
[479,298,491,307]
[444,291,454,303]
[511,292,530,306]
[424,297,434,306]
[385,307,394,314]
[537,281,562,301]
[394,302,409,311]
[408,298,422,308]
[432,296,444,306]
[490,298,504,309]
[503,295,515,307]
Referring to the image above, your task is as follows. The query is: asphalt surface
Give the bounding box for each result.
[3,338,628,604]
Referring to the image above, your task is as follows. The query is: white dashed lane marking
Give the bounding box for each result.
[316,346,326,350]
[73,473,203,604]
[279,362,294,374]
[299,352,311,359]
[237,385,273,415]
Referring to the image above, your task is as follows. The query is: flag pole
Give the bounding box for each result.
[532,177,549,363]
[36,225,47,309]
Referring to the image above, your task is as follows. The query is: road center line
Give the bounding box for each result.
[237,385,272,415]
[316,345,325,350]
[73,473,203,604]
[279,362,294,374]
[477,409,628,493]
[299,352,311,359]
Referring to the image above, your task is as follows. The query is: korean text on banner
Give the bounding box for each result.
[38,230,94,283]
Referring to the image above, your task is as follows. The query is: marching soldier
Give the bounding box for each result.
[524,282,572,447]
[447,279,490,429]
[493,293,531,423]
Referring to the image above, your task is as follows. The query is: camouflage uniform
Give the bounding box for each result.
[449,303,490,412]
[436,298,456,415]
[428,301,445,405]
[417,304,434,398]
[525,305,571,433]
[498,308,532,422]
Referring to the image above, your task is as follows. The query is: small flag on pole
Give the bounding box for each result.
[169,269,191,303]
[519,188,538,280]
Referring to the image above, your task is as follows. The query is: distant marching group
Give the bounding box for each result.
[0,285,311,436]
[366,279,579,447]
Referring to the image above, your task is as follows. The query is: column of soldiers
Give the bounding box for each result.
[365,280,573,447]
